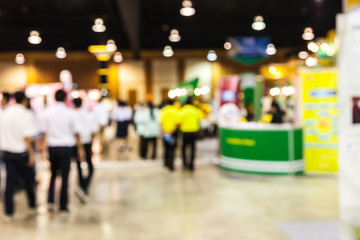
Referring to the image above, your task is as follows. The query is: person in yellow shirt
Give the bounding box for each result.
[159,99,179,171]
[179,97,202,171]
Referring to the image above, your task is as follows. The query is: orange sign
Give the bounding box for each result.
[344,0,360,12]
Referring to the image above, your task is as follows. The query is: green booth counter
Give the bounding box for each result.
[219,123,304,175]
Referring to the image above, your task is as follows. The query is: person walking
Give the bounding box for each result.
[111,100,133,151]
[73,98,99,202]
[179,97,201,171]
[133,102,147,159]
[0,91,38,222]
[40,89,84,213]
[159,99,179,171]
[136,102,160,159]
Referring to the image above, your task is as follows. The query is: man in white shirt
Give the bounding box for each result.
[0,91,38,221]
[73,98,99,201]
[40,89,84,212]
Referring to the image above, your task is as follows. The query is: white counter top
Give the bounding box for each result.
[219,122,302,131]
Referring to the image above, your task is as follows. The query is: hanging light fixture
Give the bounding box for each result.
[180,0,195,17]
[252,16,266,31]
[92,18,106,32]
[56,47,67,59]
[306,57,318,67]
[163,46,174,57]
[298,51,309,59]
[224,42,232,50]
[207,50,217,61]
[15,53,25,64]
[266,44,276,55]
[106,39,117,52]
[307,41,320,53]
[169,29,181,42]
[302,27,315,41]
[113,52,123,63]
[28,30,42,44]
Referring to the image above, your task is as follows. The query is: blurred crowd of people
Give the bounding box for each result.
[0,89,216,222]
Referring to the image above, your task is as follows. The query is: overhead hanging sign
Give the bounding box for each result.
[227,37,270,65]
[344,0,360,12]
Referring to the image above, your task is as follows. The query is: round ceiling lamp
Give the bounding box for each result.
[298,51,309,59]
[224,42,232,50]
[163,46,174,57]
[180,0,195,17]
[207,50,217,61]
[252,16,266,31]
[56,47,67,59]
[15,53,25,64]
[106,39,117,52]
[92,18,106,32]
[307,41,320,53]
[113,52,123,63]
[266,44,276,55]
[306,57,318,67]
[302,27,315,41]
[28,30,42,44]
[169,29,181,42]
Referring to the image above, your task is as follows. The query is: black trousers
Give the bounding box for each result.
[48,146,72,210]
[139,136,146,159]
[182,132,198,169]
[3,151,36,215]
[163,132,178,169]
[144,137,157,159]
[74,143,93,195]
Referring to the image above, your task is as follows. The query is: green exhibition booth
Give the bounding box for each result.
[219,124,304,175]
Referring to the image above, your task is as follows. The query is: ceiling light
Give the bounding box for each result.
[28,30,42,44]
[168,90,176,99]
[282,86,295,96]
[266,44,276,55]
[320,43,329,51]
[298,51,309,59]
[269,66,277,74]
[113,52,123,63]
[180,0,195,17]
[307,42,320,53]
[201,86,210,95]
[56,47,67,59]
[224,42,232,50]
[252,16,266,31]
[194,88,201,96]
[207,50,217,61]
[106,39,117,52]
[15,53,25,64]
[306,57,318,67]
[72,91,80,99]
[169,29,181,42]
[163,46,174,57]
[270,87,280,96]
[302,27,314,41]
[92,18,106,32]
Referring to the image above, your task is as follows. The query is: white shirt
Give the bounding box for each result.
[111,106,133,122]
[0,104,37,153]
[40,102,82,147]
[74,108,99,144]
[93,102,109,126]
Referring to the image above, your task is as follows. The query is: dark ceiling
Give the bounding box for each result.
[0,0,342,57]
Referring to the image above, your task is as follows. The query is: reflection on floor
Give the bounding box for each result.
[0,137,338,240]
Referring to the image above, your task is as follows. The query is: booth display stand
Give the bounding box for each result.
[219,123,303,175]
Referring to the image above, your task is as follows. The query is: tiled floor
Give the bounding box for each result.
[0,136,339,240]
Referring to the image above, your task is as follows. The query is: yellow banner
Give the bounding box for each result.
[344,0,360,12]
[301,70,338,173]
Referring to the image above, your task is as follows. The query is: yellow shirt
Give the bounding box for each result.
[160,105,179,133]
[179,104,201,133]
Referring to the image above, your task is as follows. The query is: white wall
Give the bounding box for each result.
[152,59,178,105]
[117,60,146,103]
[0,62,28,91]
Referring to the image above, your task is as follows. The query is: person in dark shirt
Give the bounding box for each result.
[269,101,284,124]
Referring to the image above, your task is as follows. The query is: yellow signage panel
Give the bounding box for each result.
[301,70,338,173]
[344,0,360,12]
